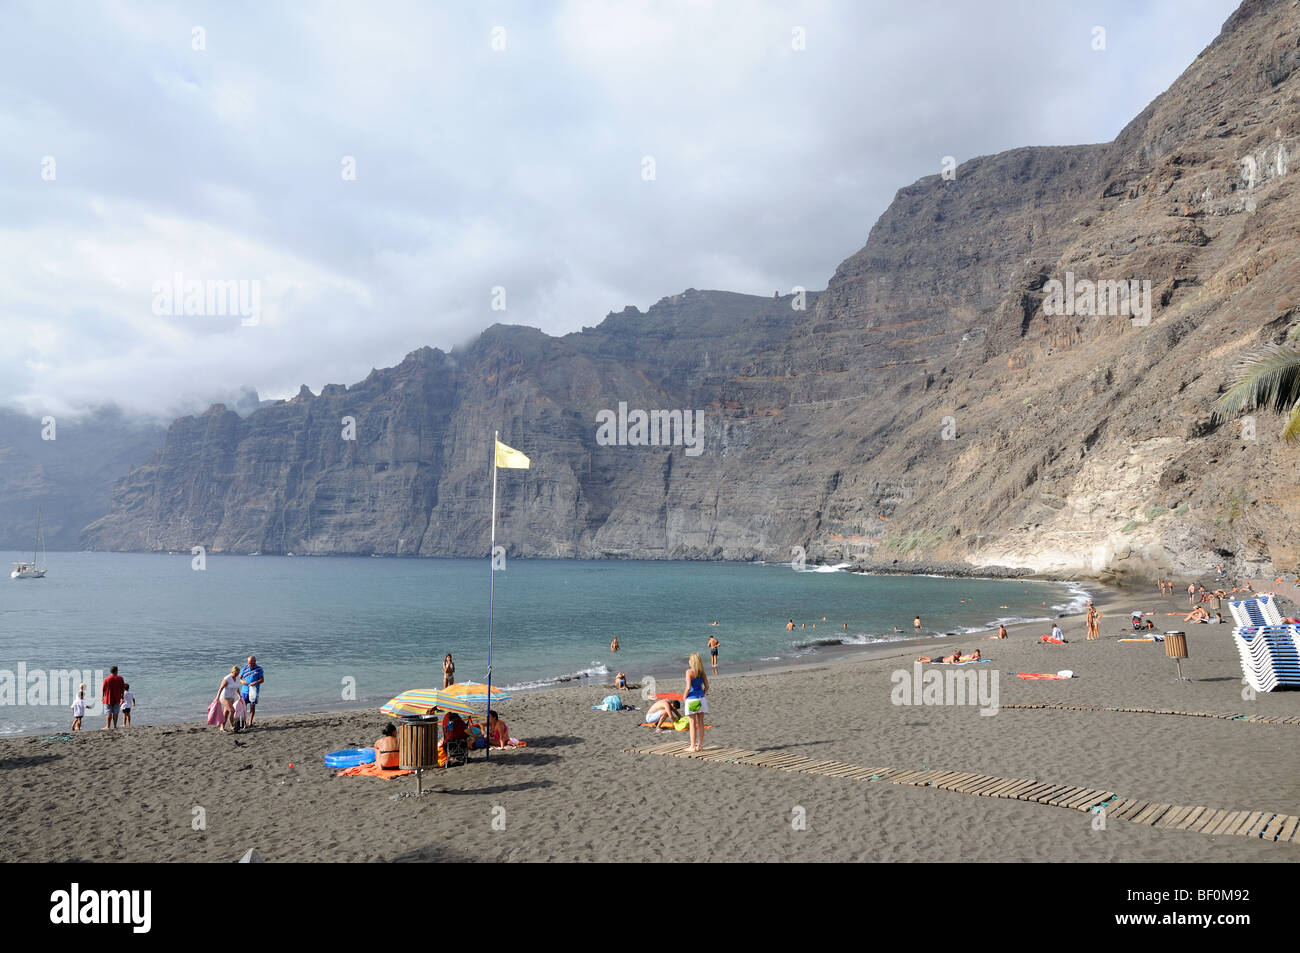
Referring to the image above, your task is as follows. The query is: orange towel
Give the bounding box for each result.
[1039,636,1064,644]
[336,762,414,780]
[1017,672,1067,680]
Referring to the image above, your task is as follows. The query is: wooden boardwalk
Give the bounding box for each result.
[621,740,1299,845]
[1001,702,1300,725]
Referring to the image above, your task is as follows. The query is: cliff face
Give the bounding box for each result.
[82,0,1300,580]
[0,408,164,551]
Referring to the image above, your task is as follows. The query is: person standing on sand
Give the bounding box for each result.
[443,653,455,688]
[101,666,125,731]
[215,666,242,732]
[121,683,135,727]
[1188,583,1196,605]
[1085,602,1100,640]
[71,684,88,731]
[708,635,720,675]
[240,655,264,728]
[684,653,710,752]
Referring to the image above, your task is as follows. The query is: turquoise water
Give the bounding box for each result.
[0,552,1085,734]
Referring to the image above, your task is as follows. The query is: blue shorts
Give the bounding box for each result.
[105,703,121,715]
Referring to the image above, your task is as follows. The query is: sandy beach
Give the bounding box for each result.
[3,583,1297,863]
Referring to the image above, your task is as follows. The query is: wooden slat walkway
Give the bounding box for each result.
[1001,703,1300,725]
[620,740,1298,846]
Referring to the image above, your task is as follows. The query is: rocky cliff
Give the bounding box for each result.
[82,0,1300,581]
[0,408,165,551]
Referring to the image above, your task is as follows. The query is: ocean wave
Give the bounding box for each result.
[502,663,610,692]
[793,562,853,573]
[1051,581,1092,614]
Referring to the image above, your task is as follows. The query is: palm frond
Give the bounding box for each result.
[1213,344,1300,421]
[1283,403,1300,444]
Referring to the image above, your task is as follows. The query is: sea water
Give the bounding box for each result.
[0,552,1085,734]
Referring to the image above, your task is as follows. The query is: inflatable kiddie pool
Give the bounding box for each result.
[324,747,376,769]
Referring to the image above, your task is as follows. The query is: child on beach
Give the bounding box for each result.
[71,684,87,731]
[121,683,135,727]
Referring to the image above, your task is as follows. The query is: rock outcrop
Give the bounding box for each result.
[81,0,1300,581]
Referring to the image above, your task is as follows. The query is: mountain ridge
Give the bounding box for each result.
[78,0,1300,580]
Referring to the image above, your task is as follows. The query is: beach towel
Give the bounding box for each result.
[1038,636,1064,644]
[935,659,992,665]
[591,695,634,711]
[1017,670,1074,680]
[1118,638,1154,642]
[640,722,712,730]
[206,699,223,726]
[336,762,414,780]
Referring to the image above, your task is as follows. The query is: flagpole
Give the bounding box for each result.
[486,430,498,763]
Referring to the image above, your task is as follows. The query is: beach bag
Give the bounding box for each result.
[206,700,223,726]
[234,696,247,723]
[591,694,624,711]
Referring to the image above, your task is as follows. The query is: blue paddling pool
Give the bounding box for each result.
[324,747,376,769]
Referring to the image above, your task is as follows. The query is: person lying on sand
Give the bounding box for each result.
[645,698,680,729]
[917,650,963,663]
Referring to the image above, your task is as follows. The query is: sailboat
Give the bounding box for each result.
[11,506,48,579]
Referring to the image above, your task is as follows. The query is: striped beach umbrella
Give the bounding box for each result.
[380,688,476,718]
[440,682,512,708]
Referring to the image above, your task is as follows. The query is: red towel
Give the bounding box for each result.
[1017,672,1068,680]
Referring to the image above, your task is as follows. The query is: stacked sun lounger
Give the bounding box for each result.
[1230,597,1300,692]
[1228,594,1283,627]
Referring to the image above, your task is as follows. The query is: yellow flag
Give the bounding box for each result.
[495,440,530,469]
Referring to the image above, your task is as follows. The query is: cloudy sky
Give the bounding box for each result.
[1,0,1240,418]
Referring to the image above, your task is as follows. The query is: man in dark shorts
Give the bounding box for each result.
[101,666,125,731]
[708,635,720,674]
[240,655,264,728]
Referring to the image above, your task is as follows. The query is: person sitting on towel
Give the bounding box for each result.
[374,723,400,770]
[645,698,680,729]
[487,710,520,749]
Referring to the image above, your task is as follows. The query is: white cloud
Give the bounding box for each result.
[0,0,1242,417]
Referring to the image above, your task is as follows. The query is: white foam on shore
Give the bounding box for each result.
[794,562,853,573]
[503,663,610,692]
[1052,581,1092,614]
